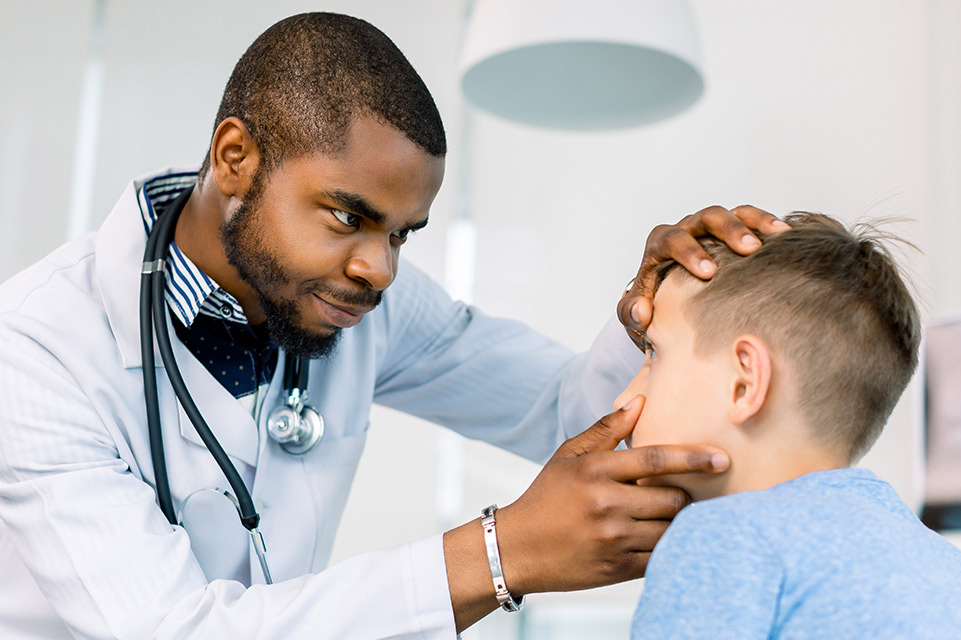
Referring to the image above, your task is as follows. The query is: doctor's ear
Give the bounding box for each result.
[728,334,772,426]
[208,117,262,199]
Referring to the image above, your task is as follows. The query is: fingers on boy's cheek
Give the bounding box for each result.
[636,476,666,488]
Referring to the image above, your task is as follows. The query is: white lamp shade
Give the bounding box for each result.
[460,0,704,130]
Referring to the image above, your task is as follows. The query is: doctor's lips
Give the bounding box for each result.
[312,294,379,328]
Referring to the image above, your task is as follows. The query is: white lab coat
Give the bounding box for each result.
[0,167,642,639]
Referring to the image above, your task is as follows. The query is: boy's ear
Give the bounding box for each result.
[729,334,772,426]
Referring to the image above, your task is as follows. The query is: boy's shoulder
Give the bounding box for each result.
[638,468,961,639]
[684,468,910,520]
[668,468,961,580]
[668,468,933,558]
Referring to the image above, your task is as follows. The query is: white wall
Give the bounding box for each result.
[2,1,958,638]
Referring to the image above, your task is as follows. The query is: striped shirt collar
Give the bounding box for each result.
[137,172,248,327]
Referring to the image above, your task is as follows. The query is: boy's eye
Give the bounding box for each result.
[332,209,359,227]
[391,228,411,245]
[645,345,658,363]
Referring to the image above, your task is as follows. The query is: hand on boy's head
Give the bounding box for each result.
[617,205,790,340]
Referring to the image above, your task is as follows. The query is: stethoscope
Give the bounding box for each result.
[139,186,325,584]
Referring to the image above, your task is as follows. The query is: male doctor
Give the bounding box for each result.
[0,12,781,639]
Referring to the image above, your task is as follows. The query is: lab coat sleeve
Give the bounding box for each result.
[373,261,645,463]
[0,330,455,639]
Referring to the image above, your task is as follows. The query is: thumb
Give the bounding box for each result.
[552,395,645,461]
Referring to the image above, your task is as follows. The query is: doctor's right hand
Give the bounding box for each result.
[495,395,729,594]
[443,396,729,632]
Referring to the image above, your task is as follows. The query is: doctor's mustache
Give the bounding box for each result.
[300,280,383,310]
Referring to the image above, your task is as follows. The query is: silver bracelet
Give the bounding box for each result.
[481,504,525,613]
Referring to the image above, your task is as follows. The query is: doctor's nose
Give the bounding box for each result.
[613,365,651,411]
[346,239,395,291]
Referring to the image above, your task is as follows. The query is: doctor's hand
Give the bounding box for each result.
[494,396,728,593]
[617,204,789,344]
[443,396,729,632]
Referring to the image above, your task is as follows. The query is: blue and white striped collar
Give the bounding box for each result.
[137,172,248,327]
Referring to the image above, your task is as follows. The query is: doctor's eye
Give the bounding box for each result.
[390,228,411,246]
[332,209,360,227]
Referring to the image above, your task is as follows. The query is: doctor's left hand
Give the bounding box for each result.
[618,204,789,344]
[443,396,729,631]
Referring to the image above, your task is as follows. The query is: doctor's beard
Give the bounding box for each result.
[220,179,370,359]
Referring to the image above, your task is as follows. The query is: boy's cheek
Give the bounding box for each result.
[628,416,652,449]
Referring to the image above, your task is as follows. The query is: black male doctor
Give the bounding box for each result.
[0,13,780,639]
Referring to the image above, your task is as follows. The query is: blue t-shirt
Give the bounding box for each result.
[631,468,961,639]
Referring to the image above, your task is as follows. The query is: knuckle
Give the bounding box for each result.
[661,225,688,242]
[698,208,720,223]
[573,458,599,484]
[642,446,667,475]
[594,414,616,437]
[646,224,675,248]
[585,493,617,522]
[595,542,635,579]
[668,488,688,514]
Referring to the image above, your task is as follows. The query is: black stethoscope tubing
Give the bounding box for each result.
[140,187,261,531]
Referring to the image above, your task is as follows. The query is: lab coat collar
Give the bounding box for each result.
[96,167,261,467]
[97,166,196,370]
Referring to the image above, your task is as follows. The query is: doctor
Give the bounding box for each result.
[0,12,780,639]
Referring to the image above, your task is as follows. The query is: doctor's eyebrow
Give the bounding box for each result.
[322,189,429,232]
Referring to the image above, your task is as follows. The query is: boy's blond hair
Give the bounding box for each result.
[652,213,920,462]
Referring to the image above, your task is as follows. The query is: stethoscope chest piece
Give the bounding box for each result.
[267,387,324,454]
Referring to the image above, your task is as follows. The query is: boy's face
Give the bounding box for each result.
[615,273,731,496]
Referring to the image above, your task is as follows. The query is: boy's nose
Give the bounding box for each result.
[613,364,651,411]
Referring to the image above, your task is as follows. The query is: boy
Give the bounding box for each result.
[618,213,961,639]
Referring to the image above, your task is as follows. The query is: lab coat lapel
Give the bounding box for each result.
[97,167,196,370]
[170,318,260,468]
[96,168,259,467]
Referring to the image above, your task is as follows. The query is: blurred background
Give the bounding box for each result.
[2,1,959,638]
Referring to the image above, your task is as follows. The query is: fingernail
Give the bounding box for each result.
[741,234,760,248]
[620,395,640,411]
[772,219,791,230]
[630,301,642,325]
[711,452,729,469]
[699,259,714,275]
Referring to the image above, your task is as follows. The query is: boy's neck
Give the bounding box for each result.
[691,417,850,501]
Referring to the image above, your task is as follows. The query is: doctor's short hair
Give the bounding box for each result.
[651,212,920,462]
[199,12,446,179]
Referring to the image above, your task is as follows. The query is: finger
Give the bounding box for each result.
[603,444,730,482]
[732,204,791,235]
[684,206,764,257]
[613,482,691,520]
[624,520,672,551]
[643,223,717,285]
[597,549,654,584]
[616,295,652,334]
[552,396,646,460]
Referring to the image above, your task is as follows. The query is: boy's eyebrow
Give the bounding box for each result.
[322,189,429,231]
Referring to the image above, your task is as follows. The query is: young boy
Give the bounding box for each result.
[619,213,961,639]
